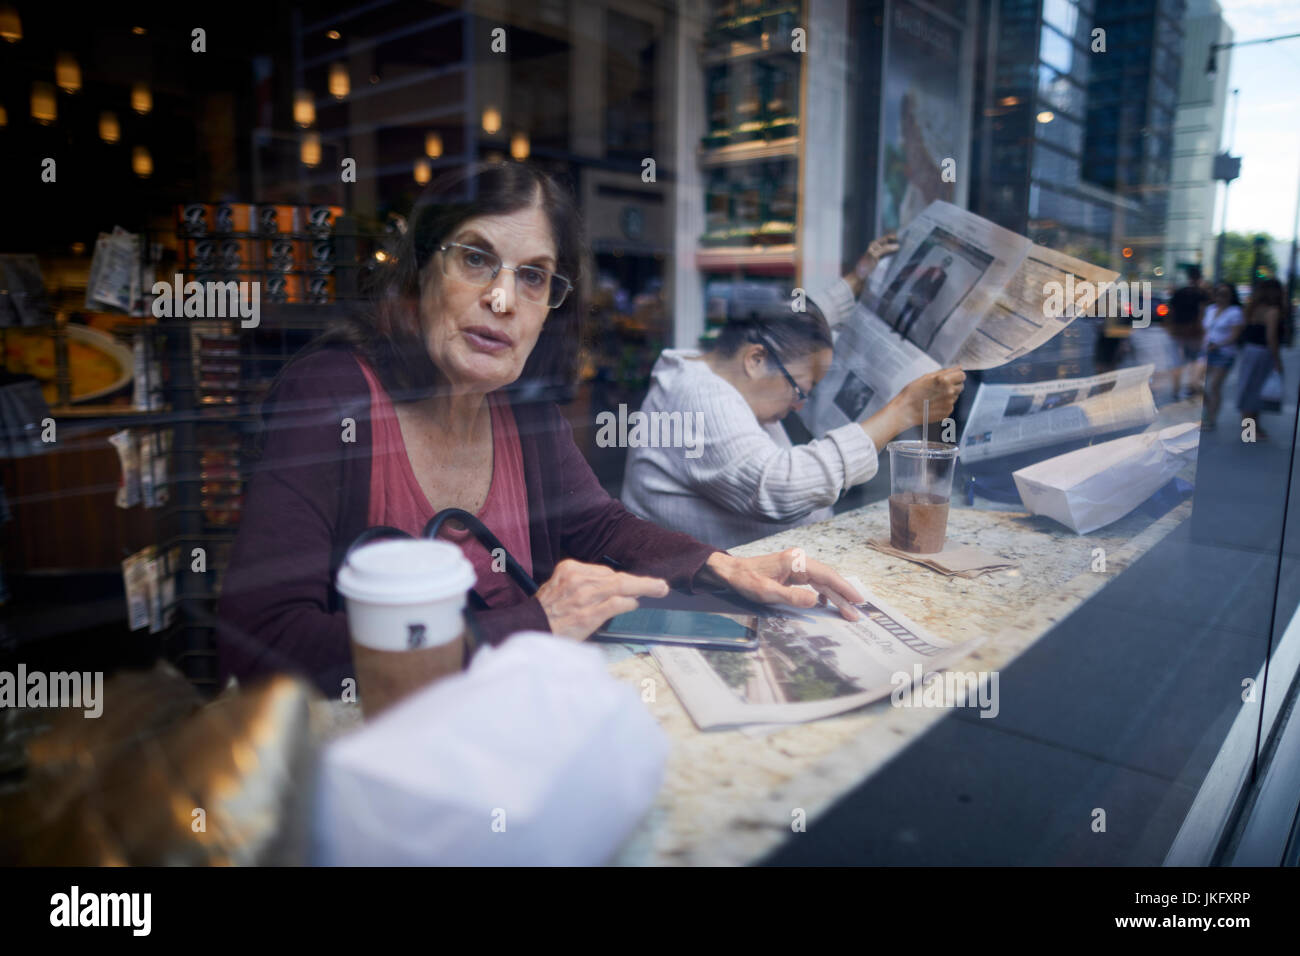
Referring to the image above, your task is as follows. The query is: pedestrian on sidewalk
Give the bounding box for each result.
[1236,278,1285,439]
[1168,265,1210,400]
[1201,282,1244,431]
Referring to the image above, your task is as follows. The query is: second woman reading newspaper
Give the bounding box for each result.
[621,236,965,549]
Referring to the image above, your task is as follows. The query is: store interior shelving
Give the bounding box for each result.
[692,0,807,341]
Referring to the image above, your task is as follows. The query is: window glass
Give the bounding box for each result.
[1042,0,1079,42]
[1039,23,1075,75]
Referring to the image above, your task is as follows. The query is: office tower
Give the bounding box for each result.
[1163,0,1233,279]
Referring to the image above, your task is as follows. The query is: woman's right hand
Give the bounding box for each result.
[536,559,669,640]
[894,366,966,427]
[860,367,965,450]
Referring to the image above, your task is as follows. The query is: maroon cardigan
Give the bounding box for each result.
[216,347,720,695]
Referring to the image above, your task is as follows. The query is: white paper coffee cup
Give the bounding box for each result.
[336,538,476,651]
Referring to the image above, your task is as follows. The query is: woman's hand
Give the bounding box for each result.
[536,559,669,640]
[894,366,965,428]
[845,234,901,294]
[695,550,865,622]
[861,366,965,449]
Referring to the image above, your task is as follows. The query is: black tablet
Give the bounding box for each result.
[592,607,759,651]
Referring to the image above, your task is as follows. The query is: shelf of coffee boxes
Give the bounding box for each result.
[709,2,802,40]
[698,133,798,167]
[695,241,797,273]
[701,36,803,67]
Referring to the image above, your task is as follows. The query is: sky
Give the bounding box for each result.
[1214,0,1300,244]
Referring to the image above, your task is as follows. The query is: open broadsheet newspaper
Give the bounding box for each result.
[800,201,1134,453]
[652,577,985,730]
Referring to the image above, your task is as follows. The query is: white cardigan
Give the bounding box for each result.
[620,280,879,549]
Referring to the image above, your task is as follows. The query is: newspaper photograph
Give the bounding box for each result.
[651,577,985,730]
[806,303,941,426]
[800,200,1120,439]
[867,200,1119,369]
[960,364,1158,463]
[869,202,1018,364]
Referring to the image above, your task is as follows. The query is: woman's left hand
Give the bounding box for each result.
[853,234,901,281]
[695,549,864,621]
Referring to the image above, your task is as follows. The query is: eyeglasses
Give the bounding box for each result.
[753,333,807,401]
[437,242,572,309]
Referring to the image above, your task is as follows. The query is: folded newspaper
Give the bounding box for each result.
[652,577,984,730]
[961,365,1157,463]
[800,200,1120,437]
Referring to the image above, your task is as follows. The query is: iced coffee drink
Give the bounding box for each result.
[886,441,959,554]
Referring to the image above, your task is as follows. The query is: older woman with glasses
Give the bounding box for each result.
[218,162,867,694]
[621,243,965,549]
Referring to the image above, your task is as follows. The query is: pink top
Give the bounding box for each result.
[356,356,533,607]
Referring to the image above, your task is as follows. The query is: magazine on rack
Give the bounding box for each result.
[652,577,984,730]
[799,200,1124,444]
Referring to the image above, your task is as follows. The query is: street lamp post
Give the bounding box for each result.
[1207,32,1300,296]
[1212,90,1240,284]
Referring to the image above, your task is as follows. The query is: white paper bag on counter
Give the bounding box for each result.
[312,633,667,866]
[1012,422,1199,534]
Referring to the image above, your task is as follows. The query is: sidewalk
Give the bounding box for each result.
[765,343,1300,865]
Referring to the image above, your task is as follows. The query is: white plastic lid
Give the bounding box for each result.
[886,440,960,460]
[336,538,476,605]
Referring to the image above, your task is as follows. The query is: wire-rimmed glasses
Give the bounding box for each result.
[752,333,808,401]
[437,242,572,309]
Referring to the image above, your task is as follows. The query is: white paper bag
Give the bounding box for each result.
[1012,422,1199,534]
[1260,370,1283,412]
[311,633,667,866]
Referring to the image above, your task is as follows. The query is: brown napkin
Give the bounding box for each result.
[867,538,1017,578]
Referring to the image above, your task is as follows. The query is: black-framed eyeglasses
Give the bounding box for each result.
[753,333,807,401]
[437,242,573,309]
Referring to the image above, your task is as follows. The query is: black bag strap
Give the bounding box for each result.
[423,508,539,598]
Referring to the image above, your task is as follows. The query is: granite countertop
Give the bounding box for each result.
[308,412,1197,866]
[606,495,1193,866]
[308,496,1193,866]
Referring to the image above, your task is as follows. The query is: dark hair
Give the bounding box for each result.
[1246,277,1285,321]
[1214,282,1241,307]
[316,161,585,403]
[1186,265,1202,282]
[707,303,833,367]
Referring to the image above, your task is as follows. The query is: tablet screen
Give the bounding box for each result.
[599,608,756,644]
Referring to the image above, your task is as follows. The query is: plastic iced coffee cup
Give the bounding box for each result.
[887,441,959,554]
[336,538,476,718]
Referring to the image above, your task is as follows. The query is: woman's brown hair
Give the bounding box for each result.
[1246,277,1285,323]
